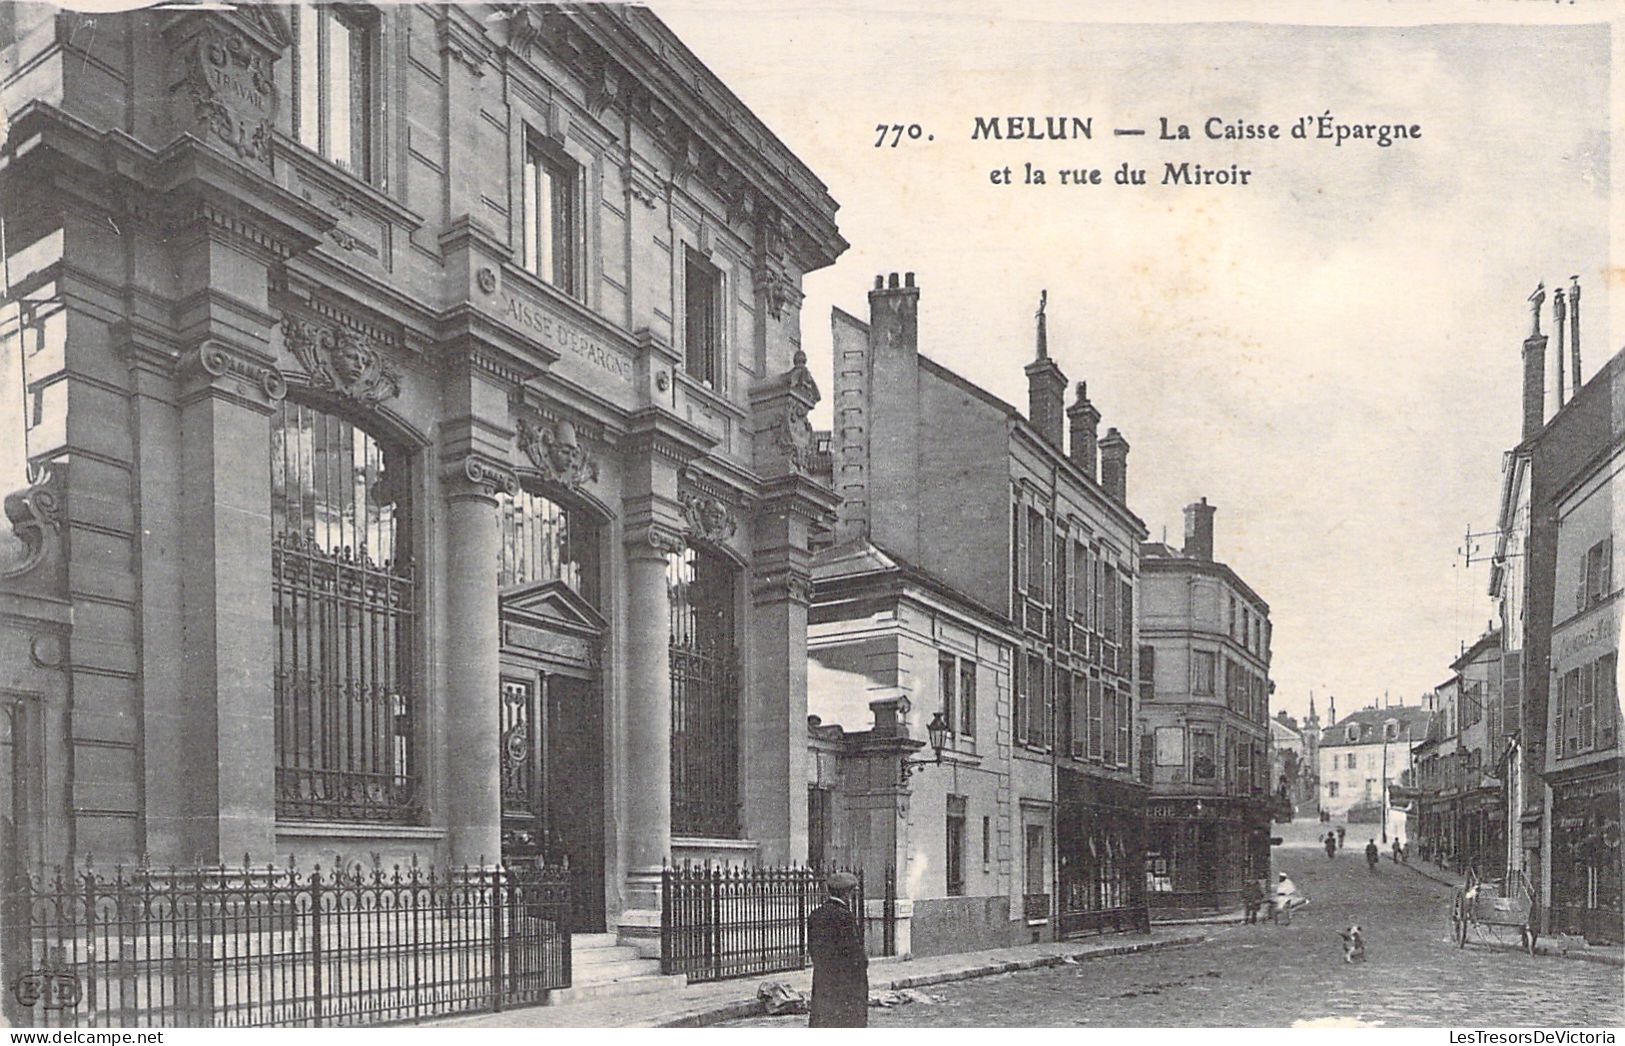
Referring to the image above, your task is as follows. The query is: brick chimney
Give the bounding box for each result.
[1098,427,1129,504]
[1523,283,1547,440]
[1066,381,1101,479]
[1183,497,1216,560]
[870,271,919,357]
[1024,290,1067,450]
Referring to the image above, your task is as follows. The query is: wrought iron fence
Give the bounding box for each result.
[659,863,868,983]
[3,859,570,1028]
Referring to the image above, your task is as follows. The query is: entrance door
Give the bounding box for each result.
[500,668,605,933]
[544,674,604,933]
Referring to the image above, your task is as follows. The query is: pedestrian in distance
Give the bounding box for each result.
[1324,832,1337,860]
[1365,838,1379,872]
[1242,876,1263,924]
[1336,825,1346,848]
[1391,838,1402,864]
[807,871,869,1027]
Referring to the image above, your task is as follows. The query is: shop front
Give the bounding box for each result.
[1548,762,1623,944]
[1057,770,1150,936]
[1143,794,1268,918]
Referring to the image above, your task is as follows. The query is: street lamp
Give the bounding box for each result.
[901,711,951,783]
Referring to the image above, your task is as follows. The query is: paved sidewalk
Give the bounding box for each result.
[428,928,1209,1028]
[1398,859,1624,967]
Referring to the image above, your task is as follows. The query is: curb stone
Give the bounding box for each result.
[658,933,1209,1027]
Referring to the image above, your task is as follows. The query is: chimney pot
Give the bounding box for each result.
[888,272,900,289]
[904,272,915,288]
[1570,275,1582,392]
[874,275,884,290]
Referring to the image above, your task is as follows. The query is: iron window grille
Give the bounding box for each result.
[497,487,599,604]
[669,544,740,838]
[271,401,418,824]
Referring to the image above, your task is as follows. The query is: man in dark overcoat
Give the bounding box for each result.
[807,871,868,1027]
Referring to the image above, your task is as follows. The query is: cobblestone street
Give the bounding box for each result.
[730,822,1624,1028]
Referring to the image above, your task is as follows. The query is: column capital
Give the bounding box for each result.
[750,566,813,607]
[443,453,519,500]
[624,521,686,559]
[176,340,288,413]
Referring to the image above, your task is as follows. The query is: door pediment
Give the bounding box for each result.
[500,579,606,638]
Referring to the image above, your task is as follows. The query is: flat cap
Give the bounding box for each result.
[826,871,859,892]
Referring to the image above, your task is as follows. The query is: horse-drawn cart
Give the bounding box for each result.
[1451,867,1538,954]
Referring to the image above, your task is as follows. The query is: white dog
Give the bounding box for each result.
[1339,924,1366,963]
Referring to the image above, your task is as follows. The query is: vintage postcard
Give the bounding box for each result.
[0,0,1619,1034]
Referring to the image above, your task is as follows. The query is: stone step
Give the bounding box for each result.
[572,932,621,950]
[544,972,690,1008]
[574,944,644,965]
[572,958,665,984]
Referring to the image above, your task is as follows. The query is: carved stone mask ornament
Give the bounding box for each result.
[517,417,599,490]
[283,318,402,407]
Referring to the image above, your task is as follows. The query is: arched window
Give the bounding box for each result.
[668,544,739,837]
[270,400,417,823]
[497,487,600,605]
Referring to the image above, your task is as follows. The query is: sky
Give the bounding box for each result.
[653,1,1615,728]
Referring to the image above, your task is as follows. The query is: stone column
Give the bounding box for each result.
[442,456,511,866]
[621,522,683,906]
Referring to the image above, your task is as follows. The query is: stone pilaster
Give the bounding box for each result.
[616,409,711,949]
[175,341,286,865]
[743,350,838,862]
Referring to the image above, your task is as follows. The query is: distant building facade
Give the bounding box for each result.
[1318,706,1432,831]
[1410,631,1503,875]
[1138,501,1273,916]
[807,277,1150,954]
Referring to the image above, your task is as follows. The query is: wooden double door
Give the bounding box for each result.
[498,591,606,935]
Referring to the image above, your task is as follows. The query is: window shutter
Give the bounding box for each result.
[1015,496,1028,595]
[1039,659,1053,748]
[1014,654,1027,743]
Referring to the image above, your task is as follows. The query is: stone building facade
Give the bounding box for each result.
[1317,705,1431,831]
[807,277,1150,953]
[0,2,844,941]
[1490,279,1621,939]
[1138,502,1273,916]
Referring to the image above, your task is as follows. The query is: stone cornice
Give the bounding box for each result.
[752,472,841,525]
[515,5,846,273]
[1,103,330,262]
[622,406,717,469]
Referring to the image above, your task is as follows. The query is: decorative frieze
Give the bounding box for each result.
[282,317,402,407]
[516,416,599,491]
